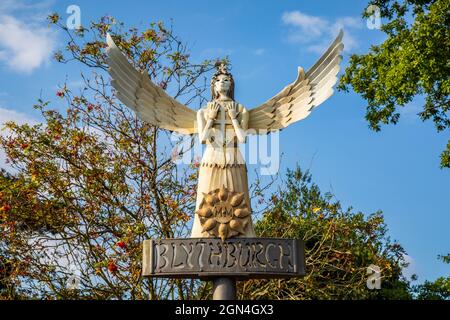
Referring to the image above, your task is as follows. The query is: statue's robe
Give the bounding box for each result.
[191,101,256,237]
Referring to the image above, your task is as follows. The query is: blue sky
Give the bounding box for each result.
[0,0,448,283]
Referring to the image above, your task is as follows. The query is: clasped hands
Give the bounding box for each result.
[208,101,237,120]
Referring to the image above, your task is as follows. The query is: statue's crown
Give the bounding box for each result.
[214,61,231,77]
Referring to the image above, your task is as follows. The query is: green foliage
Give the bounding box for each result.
[437,253,450,264]
[413,254,449,300]
[338,0,450,168]
[414,277,450,300]
[239,166,412,299]
[0,15,217,300]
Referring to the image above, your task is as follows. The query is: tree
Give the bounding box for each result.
[338,0,450,168]
[413,254,450,300]
[0,165,76,299]
[1,15,218,299]
[239,166,411,299]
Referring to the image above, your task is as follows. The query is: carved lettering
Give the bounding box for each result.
[143,238,305,278]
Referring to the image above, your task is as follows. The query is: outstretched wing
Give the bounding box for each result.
[248,30,344,134]
[106,33,197,134]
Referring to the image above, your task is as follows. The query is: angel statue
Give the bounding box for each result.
[106,30,344,241]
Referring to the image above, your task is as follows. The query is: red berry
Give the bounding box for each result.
[107,262,118,273]
[2,204,11,212]
[21,143,29,149]
[116,241,126,249]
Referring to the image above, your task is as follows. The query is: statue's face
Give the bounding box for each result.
[214,74,231,96]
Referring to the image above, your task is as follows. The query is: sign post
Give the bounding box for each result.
[142,238,305,300]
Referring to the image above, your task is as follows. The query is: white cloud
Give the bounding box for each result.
[334,16,362,29]
[402,254,418,280]
[0,15,56,73]
[282,11,328,41]
[0,0,53,13]
[201,47,235,57]
[0,107,39,168]
[238,65,267,80]
[399,99,424,124]
[0,107,38,127]
[282,10,363,53]
[252,48,266,56]
[0,1,56,73]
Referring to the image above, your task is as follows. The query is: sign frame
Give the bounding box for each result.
[142,237,306,280]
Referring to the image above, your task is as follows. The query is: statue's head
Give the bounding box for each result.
[211,62,234,101]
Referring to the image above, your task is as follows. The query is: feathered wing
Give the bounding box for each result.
[248,30,344,133]
[106,33,197,134]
